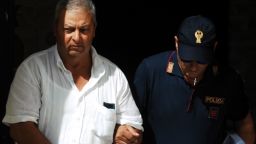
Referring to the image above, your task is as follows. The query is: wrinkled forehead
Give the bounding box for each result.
[57,8,93,25]
[56,6,94,25]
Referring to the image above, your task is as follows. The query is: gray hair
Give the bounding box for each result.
[54,0,97,26]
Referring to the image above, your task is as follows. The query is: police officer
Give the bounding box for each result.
[133,15,255,144]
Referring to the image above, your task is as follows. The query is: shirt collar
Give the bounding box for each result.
[54,44,105,78]
[90,46,105,78]
[54,44,67,72]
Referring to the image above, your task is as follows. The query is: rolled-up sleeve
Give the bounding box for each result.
[115,70,143,131]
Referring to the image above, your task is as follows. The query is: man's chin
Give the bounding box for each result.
[68,50,81,56]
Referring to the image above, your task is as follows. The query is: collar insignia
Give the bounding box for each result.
[166,61,174,74]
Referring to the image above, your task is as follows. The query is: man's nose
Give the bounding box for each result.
[72,30,81,42]
[190,61,198,71]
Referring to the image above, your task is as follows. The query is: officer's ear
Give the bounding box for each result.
[174,36,179,51]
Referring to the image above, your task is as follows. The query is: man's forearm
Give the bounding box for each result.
[10,121,51,144]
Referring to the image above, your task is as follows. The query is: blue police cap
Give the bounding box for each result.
[178,15,216,64]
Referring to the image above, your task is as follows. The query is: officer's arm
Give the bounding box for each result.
[236,112,255,144]
[10,121,51,144]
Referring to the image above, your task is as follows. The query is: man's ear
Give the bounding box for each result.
[174,36,179,51]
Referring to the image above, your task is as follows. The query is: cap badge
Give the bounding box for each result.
[195,30,203,44]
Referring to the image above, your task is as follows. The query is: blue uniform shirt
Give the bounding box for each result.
[133,51,249,144]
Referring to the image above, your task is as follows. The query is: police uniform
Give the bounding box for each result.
[133,50,249,144]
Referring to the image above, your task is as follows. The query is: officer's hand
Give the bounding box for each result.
[113,124,142,144]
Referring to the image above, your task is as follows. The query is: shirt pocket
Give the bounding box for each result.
[92,103,117,141]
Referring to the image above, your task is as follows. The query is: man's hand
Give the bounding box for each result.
[9,122,51,144]
[113,124,142,144]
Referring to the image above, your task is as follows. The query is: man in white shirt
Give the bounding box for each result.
[2,0,143,143]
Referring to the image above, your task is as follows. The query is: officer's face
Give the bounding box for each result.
[174,36,209,86]
[177,55,208,86]
[55,7,95,58]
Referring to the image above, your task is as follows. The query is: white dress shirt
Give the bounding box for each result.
[3,45,143,144]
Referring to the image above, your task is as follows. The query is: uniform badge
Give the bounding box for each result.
[204,96,225,105]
